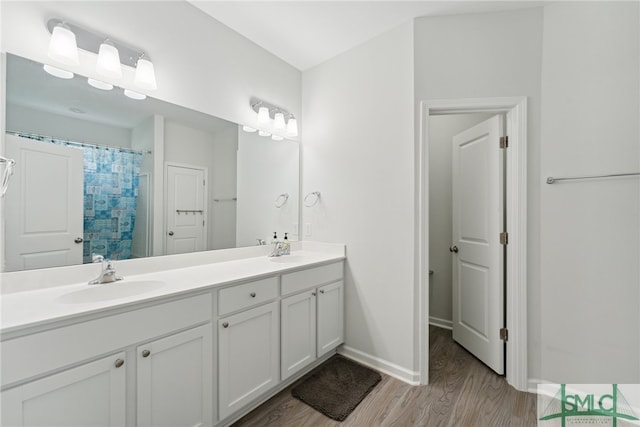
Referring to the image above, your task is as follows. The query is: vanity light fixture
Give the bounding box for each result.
[286,116,298,137]
[250,98,298,140]
[43,64,74,79]
[48,23,79,66]
[273,112,286,132]
[134,56,157,91]
[96,40,122,79]
[257,106,271,125]
[87,78,114,90]
[44,18,158,97]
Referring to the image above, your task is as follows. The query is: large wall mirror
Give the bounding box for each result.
[3,53,299,272]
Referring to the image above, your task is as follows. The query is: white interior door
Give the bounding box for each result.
[4,134,84,271]
[166,164,206,255]
[451,115,505,375]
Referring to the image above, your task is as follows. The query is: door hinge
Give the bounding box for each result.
[500,328,508,342]
[500,136,509,149]
[500,232,509,245]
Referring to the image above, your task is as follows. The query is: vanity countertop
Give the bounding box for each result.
[1,245,345,335]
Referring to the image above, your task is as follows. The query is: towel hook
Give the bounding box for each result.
[304,191,321,207]
[275,193,289,208]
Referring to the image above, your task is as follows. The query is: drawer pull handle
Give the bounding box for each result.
[320,290,325,294]
[250,292,256,298]
[222,322,229,328]
[142,350,151,358]
[115,359,125,368]
[312,292,316,296]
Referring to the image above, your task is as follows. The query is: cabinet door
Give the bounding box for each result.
[218,301,279,420]
[317,281,344,357]
[1,352,126,427]
[137,324,212,427]
[281,290,317,380]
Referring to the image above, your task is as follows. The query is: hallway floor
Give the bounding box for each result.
[233,326,537,426]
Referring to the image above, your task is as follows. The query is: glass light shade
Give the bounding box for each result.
[271,135,284,141]
[48,24,79,65]
[257,106,270,124]
[286,117,298,137]
[274,113,286,131]
[242,125,257,133]
[87,78,113,90]
[124,89,146,100]
[96,41,122,79]
[134,58,157,91]
[43,64,74,79]
[258,130,271,137]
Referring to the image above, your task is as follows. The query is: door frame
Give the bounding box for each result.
[164,161,209,255]
[416,97,528,391]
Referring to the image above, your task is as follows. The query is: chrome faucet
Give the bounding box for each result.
[269,241,285,257]
[89,254,123,285]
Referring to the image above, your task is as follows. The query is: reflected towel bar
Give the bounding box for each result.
[546,172,640,184]
[213,198,237,202]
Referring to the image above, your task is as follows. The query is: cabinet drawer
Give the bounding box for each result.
[1,293,211,388]
[281,262,343,296]
[218,276,278,316]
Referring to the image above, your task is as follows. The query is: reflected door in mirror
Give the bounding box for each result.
[4,135,84,271]
[166,164,207,255]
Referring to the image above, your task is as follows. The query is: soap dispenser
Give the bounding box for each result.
[283,233,290,255]
[271,232,278,244]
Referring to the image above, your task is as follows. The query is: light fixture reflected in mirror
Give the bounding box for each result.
[274,112,286,131]
[48,23,79,66]
[88,78,113,90]
[258,130,271,137]
[43,64,74,79]
[124,89,146,100]
[242,125,257,132]
[272,135,284,141]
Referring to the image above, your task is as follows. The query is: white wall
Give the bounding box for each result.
[210,126,238,250]
[6,104,131,148]
[415,7,544,382]
[0,1,301,137]
[540,2,640,383]
[302,22,415,378]
[236,131,299,247]
[428,113,492,327]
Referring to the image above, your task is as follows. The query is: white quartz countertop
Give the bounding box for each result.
[1,246,344,335]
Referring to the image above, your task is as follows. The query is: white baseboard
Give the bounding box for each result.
[428,316,452,330]
[527,378,549,394]
[338,345,420,385]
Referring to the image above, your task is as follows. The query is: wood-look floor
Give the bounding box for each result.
[233,326,537,427]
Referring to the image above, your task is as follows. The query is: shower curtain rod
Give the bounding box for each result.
[6,130,152,155]
[546,172,640,184]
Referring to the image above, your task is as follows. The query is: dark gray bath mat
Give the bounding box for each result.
[291,355,382,421]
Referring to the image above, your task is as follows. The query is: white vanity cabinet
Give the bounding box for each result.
[1,293,212,427]
[1,352,127,426]
[217,277,280,420]
[137,324,213,427]
[280,262,344,380]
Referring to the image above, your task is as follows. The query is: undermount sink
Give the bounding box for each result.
[269,255,308,263]
[57,280,166,304]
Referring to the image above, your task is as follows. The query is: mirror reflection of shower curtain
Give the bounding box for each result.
[82,146,142,262]
[14,134,142,262]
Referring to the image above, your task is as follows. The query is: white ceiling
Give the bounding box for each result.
[189,1,546,71]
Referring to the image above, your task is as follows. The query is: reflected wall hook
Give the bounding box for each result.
[275,193,289,208]
[304,191,321,207]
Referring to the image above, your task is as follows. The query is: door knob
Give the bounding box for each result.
[74,237,83,243]
[449,245,459,253]
[168,231,174,236]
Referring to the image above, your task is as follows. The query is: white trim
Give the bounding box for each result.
[417,97,528,392]
[429,316,453,330]
[338,346,420,385]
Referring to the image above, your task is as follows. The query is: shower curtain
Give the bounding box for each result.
[17,134,142,262]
